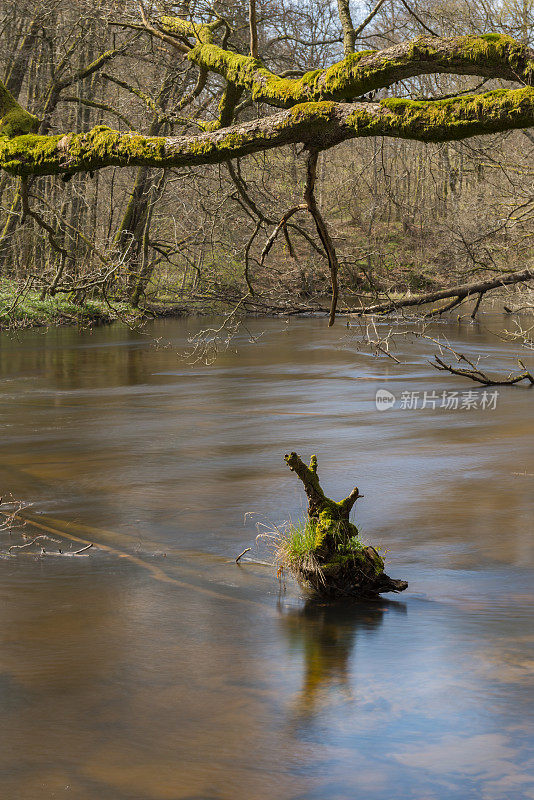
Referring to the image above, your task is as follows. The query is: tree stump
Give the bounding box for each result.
[283,452,408,599]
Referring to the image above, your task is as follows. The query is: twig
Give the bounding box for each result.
[260,205,306,265]
[353,0,388,39]
[398,0,438,36]
[8,535,49,552]
[235,547,251,563]
[72,543,93,555]
[433,355,534,385]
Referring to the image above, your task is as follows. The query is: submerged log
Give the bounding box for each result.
[283,452,408,599]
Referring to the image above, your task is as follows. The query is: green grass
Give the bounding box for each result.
[269,518,326,584]
[0,279,140,329]
[274,517,363,568]
[280,519,321,565]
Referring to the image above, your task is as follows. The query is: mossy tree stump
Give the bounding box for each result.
[284,452,408,599]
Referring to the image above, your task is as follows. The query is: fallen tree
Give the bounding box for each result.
[355,267,534,316]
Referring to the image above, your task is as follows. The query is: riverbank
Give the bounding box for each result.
[0,280,142,330]
[1,280,531,331]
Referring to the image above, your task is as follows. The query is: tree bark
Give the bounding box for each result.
[336,0,356,56]
[2,89,534,178]
[169,30,534,108]
[357,267,534,314]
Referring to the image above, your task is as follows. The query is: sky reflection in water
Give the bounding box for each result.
[0,315,533,799]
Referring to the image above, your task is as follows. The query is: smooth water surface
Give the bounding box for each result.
[0,315,533,800]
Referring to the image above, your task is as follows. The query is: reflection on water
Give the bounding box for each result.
[279,599,407,717]
[0,315,533,799]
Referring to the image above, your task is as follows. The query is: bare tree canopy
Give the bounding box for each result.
[0,0,532,323]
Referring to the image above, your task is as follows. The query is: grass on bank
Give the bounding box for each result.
[0,279,140,329]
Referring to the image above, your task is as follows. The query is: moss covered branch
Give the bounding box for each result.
[159,28,534,108]
[285,452,363,535]
[0,83,39,137]
[1,87,534,177]
[158,16,225,46]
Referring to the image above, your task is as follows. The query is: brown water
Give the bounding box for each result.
[0,315,533,800]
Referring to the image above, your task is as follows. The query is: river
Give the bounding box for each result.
[0,314,533,800]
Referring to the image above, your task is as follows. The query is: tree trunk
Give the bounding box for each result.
[284,453,408,598]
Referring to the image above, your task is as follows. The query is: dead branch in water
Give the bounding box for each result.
[8,535,50,552]
[235,547,251,563]
[0,495,30,532]
[433,355,534,385]
[1,499,95,557]
[72,543,93,555]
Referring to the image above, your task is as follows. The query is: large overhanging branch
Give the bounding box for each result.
[158,23,534,108]
[2,87,534,177]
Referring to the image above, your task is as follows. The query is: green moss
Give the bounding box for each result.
[315,506,347,539]
[183,33,533,110]
[0,107,39,137]
[160,16,220,44]
[290,101,335,122]
[0,132,63,173]
[324,547,384,573]
[348,86,534,142]
[67,126,168,165]
[0,82,39,137]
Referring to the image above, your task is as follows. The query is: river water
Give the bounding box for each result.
[0,315,533,800]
